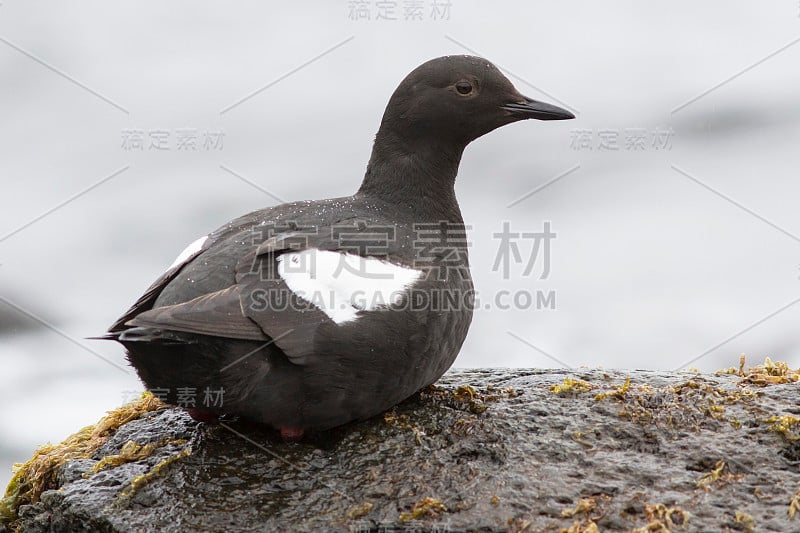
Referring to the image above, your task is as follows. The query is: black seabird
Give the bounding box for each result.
[103,55,574,440]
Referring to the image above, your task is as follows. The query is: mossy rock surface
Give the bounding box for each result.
[3,367,800,532]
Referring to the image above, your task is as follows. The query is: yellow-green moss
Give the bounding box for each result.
[766,415,800,442]
[717,355,800,386]
[399,496,446,522]
[421,383,519,415]
[695,460,726,489]
[630,503,689,532]
[561,497,598,518]
[0,392,164,523]
[115,446,192,504]
[560,520,600,533]
[695,460,743,491]
[91,438,186,475]
[594,375,631,401]
[346,501,374,520]
[383,412,426,445]
[551,378,594,395]
[789,488,800,520]
[734,511,755,531]
[558,495,611,533]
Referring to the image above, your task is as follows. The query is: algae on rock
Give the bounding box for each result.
[3,360,800,532]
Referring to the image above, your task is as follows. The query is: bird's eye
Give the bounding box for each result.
[455,81,473,95]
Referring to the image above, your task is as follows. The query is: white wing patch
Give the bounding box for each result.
[276,249,423,324]
[168,235,208,270]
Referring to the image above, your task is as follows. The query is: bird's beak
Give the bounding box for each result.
[502,95,575,121]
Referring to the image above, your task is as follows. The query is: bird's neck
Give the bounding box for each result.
[357,129,466,223]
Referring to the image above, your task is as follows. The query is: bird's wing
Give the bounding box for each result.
[107,237,209,332]
[107,205,306,333]
[112,220,425,365]
[235,227,424,364]
[125,285,269,341]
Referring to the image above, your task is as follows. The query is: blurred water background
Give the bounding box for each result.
[1,1,799,489]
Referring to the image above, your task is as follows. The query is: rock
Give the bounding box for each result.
[3,367,800,532]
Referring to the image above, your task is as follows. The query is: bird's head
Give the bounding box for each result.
[379,55,575,147]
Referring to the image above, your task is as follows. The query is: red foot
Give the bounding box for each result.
[280,426,305,442]
[186,408,220,423]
